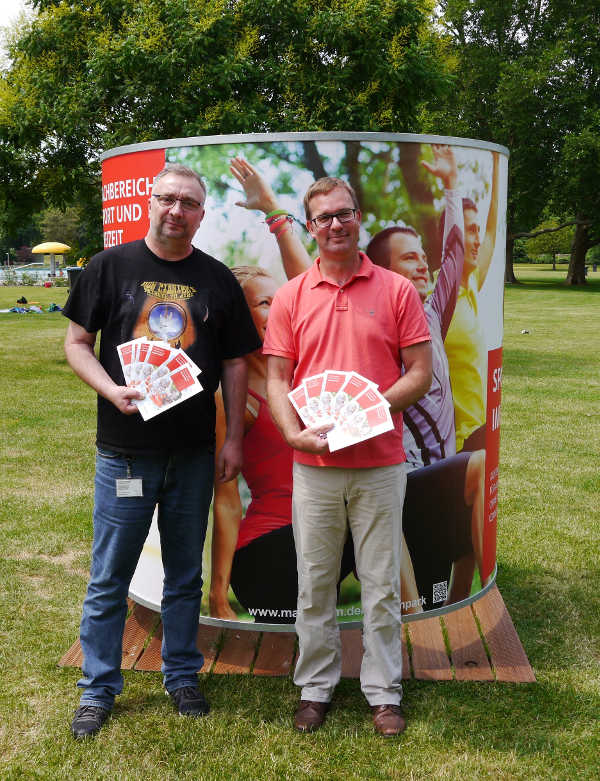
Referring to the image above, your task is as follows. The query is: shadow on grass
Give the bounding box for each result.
[503,346,599,377]
[508,277,600,294]
[494,561,599,670]
[97,554,599,763]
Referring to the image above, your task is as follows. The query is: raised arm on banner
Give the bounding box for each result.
[421,143,457,191]
[477,151,499,290]
[230,157,311,280]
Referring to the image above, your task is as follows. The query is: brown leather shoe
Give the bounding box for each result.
[293,700,329,733]
[372,704,406,737]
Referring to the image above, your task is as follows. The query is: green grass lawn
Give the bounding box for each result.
[1,268,598,780]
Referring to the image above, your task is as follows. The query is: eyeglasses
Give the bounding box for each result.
[310,209,357,228]
[152,194,204,212]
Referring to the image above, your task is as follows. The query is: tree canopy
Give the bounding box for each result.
[425,0,600,284]
[0,0,451,252]
[1,0,598,282]
[525,218,574,268]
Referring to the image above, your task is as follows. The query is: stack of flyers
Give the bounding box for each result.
[287,370,394,452]
[116,337,203,421]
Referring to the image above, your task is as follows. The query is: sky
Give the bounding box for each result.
[0,0,29,27]
[1,0,32,61]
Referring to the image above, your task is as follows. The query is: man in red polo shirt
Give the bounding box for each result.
[263,177,432,736]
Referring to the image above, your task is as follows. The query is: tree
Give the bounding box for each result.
[553,131,600,283]
[0,0,452,240]
[170,138,489,273]
[36,205,86,257]
[525,219,575,269]
[426,0,600,285]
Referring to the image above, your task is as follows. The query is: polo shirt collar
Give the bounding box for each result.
[308,251,374,289]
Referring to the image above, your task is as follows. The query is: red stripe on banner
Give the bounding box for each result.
[483,346,503,581]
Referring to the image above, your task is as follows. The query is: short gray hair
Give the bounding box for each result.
[153,163,206,202]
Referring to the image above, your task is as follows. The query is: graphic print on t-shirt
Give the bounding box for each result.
[131,281,209,349]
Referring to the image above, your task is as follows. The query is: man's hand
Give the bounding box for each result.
[267,356,332,454]
[288,423,334,454]
[215,438,244,483]
[106,385,144,415]
[230,157,279,214]
[422,143,458,191]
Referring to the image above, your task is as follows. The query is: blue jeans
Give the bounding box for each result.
[78,446,214,710]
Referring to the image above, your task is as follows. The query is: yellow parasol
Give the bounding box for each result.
[32,242,71,277]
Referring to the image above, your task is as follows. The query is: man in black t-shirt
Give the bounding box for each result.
[64,163,260,739]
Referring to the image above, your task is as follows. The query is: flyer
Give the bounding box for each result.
[288,371,393,451]
[116,337,203,421]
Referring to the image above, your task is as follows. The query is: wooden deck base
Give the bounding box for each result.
[59,585,535,683]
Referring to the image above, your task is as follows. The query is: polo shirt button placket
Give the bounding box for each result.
[336,287,348,312]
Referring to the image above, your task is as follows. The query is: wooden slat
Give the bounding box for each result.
[135,622,223,673]
[253,632,296,677]
[60,589,535,684]
[134,623,163,671]
[341,628,363,679]
[197,624,224,673]
[59,638,83,668]
[473,586,536,683]
[121,603,160,669]
[291,645,299,675]
[444,607,494,681]
[402,626,411,679]
[407,616,452,680]
[211,629,261,675]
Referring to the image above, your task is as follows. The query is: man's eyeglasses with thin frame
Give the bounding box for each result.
[152,194,204,212]
[310,208,357,229]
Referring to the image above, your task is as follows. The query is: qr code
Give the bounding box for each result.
[432,580,448,604]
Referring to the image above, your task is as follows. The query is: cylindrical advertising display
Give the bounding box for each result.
[101,132,508,629]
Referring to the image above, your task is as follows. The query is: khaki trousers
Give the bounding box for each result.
[292,462,406,706]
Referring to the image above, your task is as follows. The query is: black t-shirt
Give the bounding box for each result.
[63,240,261,454]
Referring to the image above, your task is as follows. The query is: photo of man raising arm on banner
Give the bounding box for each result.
[444,151,500,453]
[367,144,489,605]
[231,149,490,609]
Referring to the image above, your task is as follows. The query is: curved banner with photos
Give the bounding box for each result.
[103,132,508,629]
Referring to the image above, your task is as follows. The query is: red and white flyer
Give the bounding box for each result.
[136,364,203,421]
[116,337,203,421]
[336,384,389,425]
[319,370,349,419]
[288,370,393,451]
[338,371,376,401]
[287,384,317,427]
[327,400,394,452]
[116,338,139,385]
[302,373,334,424]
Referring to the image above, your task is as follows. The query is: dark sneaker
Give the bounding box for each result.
[71,705,110,738]
[169,686,210,717]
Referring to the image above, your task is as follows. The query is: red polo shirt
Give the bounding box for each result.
[263,252,430,468]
